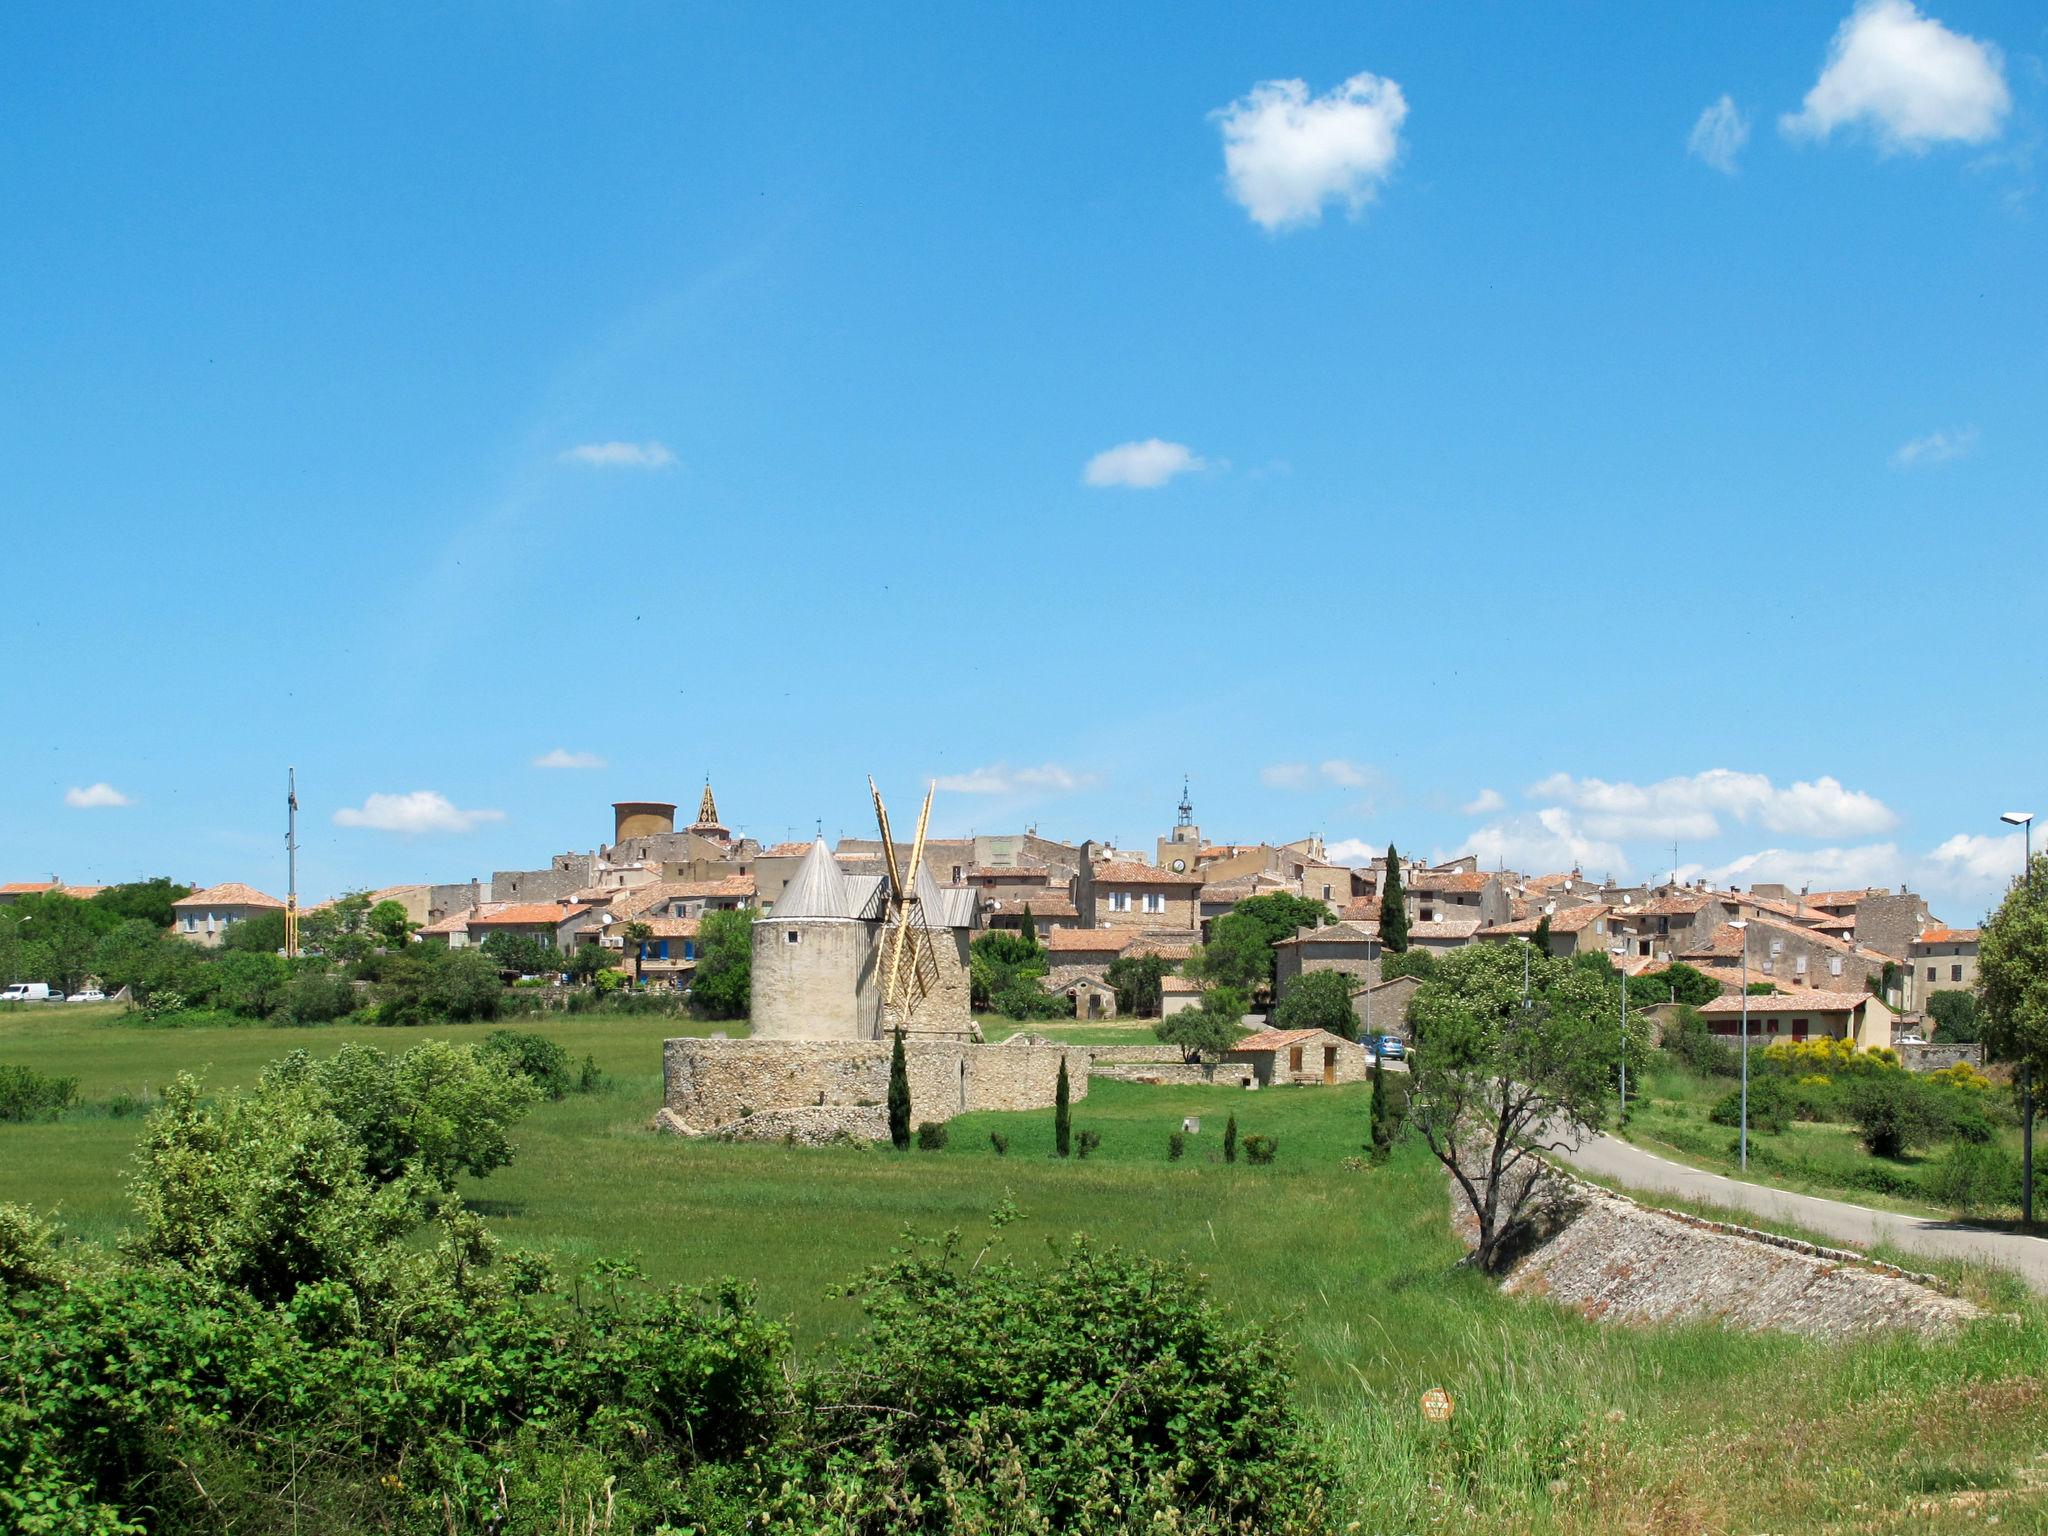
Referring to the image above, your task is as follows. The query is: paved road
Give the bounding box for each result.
[1553,1130,2048,1294]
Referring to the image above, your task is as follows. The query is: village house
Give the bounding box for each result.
[1080,859,1202,932]
[1043,926,1136,994]
[612,915,699,989]
[170,882,285,946]
[0,879,107,905]
[465,901,599,956]
[1272,921,1384,996]
[1677,916,1895,1000]
[1406,866,1512,927]
[1481,902,1613,958]
[416,902,508,948]
[1224,1028,1373,1087]
[1908,926,1979,1009]
[1697,988,1898,1050]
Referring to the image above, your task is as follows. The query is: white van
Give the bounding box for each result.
[1,982,56,1003]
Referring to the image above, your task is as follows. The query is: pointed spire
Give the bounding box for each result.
[697,776,718,827]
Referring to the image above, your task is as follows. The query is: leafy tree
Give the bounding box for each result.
[1271,968,1357,1038]
[888,1029,912,1151]
[482,930,560,976]
[1232,892,1333,946]
[479,1028,573,1100]
[214,949,291,1018]
[1381,947,1436,982]
[1840,1072,1940,1158]
[1153,987,1249,1062]
[969,927,1062,1019]
[1976,855,2048,1184]
[88,878,191,930]
[1054,1055,1071,1157]
[1530,913,1551,956]
[221,907,289,954]
[1407,942,1645,1271]
[374,946,503,1026]
[1105,952,1171,1017]
[1190,911,1274,996]
[617,919,655,987]
[301,891,377,966]
[284,965,357,1024]
[1625,961,1720,1009]
[368,899,415,945]
[1928,989,1982,1044]
[691,908,752,1019]
[4,891,112,994]
[1378,845,1410,953]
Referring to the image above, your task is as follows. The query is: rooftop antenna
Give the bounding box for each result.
[284,768,300,960]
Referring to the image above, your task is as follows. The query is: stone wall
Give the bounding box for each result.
[750,917,880,1041]
[490,855,596,904]
[1855,891,1931,963]
[1458,1165,1982,1339]
[883,925,974,1037]
[661,1036,1089,1134]
[1092,1061,1255,1088]
[1897,1041,1986,1073]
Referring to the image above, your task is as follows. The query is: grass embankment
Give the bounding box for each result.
[1622,1057,2030,1221]
[4,1009,2048,1531]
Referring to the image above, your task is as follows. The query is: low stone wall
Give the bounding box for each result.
[1897,1041,1985,1073]
[1092,1061,1255,1088]
[1078,1044,1186,1065]
[667,1104,889,1145]
[661,1036,1088,1135]
[1461,1166,1983,1339]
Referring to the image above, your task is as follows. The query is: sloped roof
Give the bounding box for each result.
[1409,918,1483,942]
[1272,921,1377,948]
[1699,988,1873,1015]
[1046,927,1136,953]
[1094,860,1202,887]
[1486,904,1611,937]
[772,839,868,919]
[419,903,506,936]
[173,882,285,909]
[1913,926,1979,946]
[469,903,591,926]
[1227,1028,1350,1055]
[1409,870,1490,893]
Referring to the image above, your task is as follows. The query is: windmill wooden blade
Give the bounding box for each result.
[901,782,933,898]
[869,776,904,899]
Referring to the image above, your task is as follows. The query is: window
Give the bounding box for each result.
[1322,884,1332,900]
[1770,938,1783,956]
[1639,940,1652,957]
[684,941,696,960]
[1926,965,1936,981]
[1109,892,1131,913]
[183,915,197,932]
[785,929,800,944]
[1794,955,1807,975]
[1143,892,1165,914]
[1951,964,1963,983]
[1829,957,1842,976]
[1420,906,1435,922]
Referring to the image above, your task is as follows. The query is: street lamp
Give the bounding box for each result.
[1730,918,1751,1171]
[1517,934,1532,1008]
[1609,942,1630,1121]
[2000,812,2035,1225]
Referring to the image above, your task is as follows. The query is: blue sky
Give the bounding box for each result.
[3,2,2043,918]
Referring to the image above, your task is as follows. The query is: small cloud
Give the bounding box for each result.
[1688,94,1751,173]
[534,748,606,770]
[1891,426,1978,468]
[1466,808,1628,880]
[1214,70,1408,231]
[1082,439,1207,489]
[1781,0,2010,154]
[934,763,1093,795]
[1261,763,1311,790]
[1462,788,1506,816]
[1318,759,1374,790]
[333,791,505,835]
[1266,760,1379,792]
[65,783,132,809]
[1325,838,1378,865]
[559,440,677,470]
[1529,768,1896,841]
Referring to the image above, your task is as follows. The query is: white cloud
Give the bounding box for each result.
[1262,760,1377,792]
[1214,71,1407,231]
[934,763,1092,795]
[1465,809,1627,880]
[64,783,132,809]
[1462,788,1506,816]
[533,748,606,770]
[1325,838,1378,866]
[1082,439,1206,490]
[332,791,505,835]
[1891,426,1978,468]
[1319,759,1374,789]
[1688,94,1751,173]
[1528,769,1896,841]
[1260,763,1310,790]
[559,440,677,469]
[1697,831,2032,923]
[1781,0,2010,153]
[1707,843,1902,891]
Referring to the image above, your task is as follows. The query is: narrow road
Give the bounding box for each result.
[1552,1130,2048,1294]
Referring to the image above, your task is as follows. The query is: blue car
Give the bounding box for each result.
[1371,1034,1406,1060]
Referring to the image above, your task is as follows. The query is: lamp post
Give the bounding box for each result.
[1518,934,1531,1008]
[1730,918,1751,1171]
[1610,943,1629,1122]
[2001,811,2035,1225]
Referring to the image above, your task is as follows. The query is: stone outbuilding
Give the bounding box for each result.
[1272,920,1384,996]
[1225,1027,1373,1087]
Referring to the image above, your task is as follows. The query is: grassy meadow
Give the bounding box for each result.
[5,1004,2048,1532]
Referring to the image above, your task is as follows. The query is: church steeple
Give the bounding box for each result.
[688,774,729,838]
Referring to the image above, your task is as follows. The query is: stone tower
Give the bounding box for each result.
[689,777,729,840]
[749,839,883,1041]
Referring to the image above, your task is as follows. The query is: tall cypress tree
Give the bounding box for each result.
[1369,1052,1394,1164]
[1531,913,1552,957]
[887,1028,912,1151]
[1378,844,1411,953]
[1021,904,1038,950]
[1054,1055,1071,1158]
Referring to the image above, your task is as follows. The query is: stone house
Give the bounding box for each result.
[1224,1028,1373,1087]
[648,876,756,919]
[1405,918,1484,954]
[1272,921,1383,997]
[1356,973,1423,1040]
[1080,860,1202,932]
[1160,975,1204,1016]
[170,882,286,947]
[466,901,599,956]
[1406,867,1512,927]
[613,916,699,989]
[1481,902,1614,958]
[1678,917,1894,1000]
[1907,926,1978,1011]
[1065,974,1119,1020]
[416,902,510,948]
[1697,988,1898,1050]
[1044,926,1136,989]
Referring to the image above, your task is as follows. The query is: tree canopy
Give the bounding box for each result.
[691,908,753,1019]
[1154,987,1250,1062]
[1271,969,1357,1038]
[1977,857,2048,1108]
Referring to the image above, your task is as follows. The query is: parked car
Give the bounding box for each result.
[1371,1033,1406,1060]
[0,982,56,1003]
[1893,1032,1925,1046]
[67,989,107,1004]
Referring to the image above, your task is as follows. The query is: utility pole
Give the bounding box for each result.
[285,768,300,960]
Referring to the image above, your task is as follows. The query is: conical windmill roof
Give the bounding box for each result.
[773,839,864,919]
[914,860,981,930]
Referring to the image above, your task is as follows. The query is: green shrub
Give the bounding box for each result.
[1243,1134,1278,1165]
[577,1052,603,1093]
[1927,1138,2018,1216]
[478,1028,572,1100]
[284,967,357,1025]
[0,1064,78,1122]
[1224,1111,1238,1164]
[988,1130,1008,1156]
[1662,1007,1737,1077]
[1840,1071,1940,1158]
[1076,1129,1101,1159]
[1168,1130,1186,1161]
[916,1120,948,1151]
[1711,1076,1792,1135]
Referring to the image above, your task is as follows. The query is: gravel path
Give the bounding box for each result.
[1553,1130,2048,1294]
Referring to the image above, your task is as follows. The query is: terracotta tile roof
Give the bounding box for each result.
[1161,976,1203,993]
[1631,893,1710,917]
[985,895,1079,919]
[1699,988,1874,1015]
[1126,935,1196,961]
[1046,927,1136,953]
[666,876,757,899]
[0,881,57,896]
[1487,904,1610,937]
[1526,871,1582,892]
[1339,897,1383,923]
[1913,927,1979,946]
[624,916,699,939]
[1800,888,1884,910]
[467,902,592,927]
[1678,917,1876,963]
[1409,918,1483,942]
[968,865,1052,881]
[1409,870,1490,893]
[1094,860,1202,887]
[761,842,813,857]
[1273,921,1378,948]
[418,903,506,936]
[1227,1028,1351,1055]
[173,882,286,909]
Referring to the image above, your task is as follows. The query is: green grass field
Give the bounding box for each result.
[5,1006,2048,1532]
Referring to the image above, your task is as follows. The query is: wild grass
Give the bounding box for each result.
[3,1010,2046,1531]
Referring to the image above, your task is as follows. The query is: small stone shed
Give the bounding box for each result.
[1064,974,1118,1019]
[1225,1027,1372,1087]
[1159,975,1203,1016]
